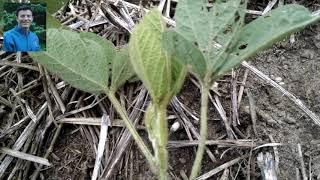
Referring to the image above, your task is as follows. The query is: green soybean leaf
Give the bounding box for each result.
[163,30,206,80]
[174,0,244,72]
[129,9,172,104]
[216,4,320,76]
[110,48,135,92]
[171,56,187,95]
[30,28,116,94]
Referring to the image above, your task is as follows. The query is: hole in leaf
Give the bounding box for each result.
[223,25,233,34]
[194,42,198,46]
[108,61,112,73]
[172,36,179,44]
[238,44,248,50]
[206,5,213,12]
[235,11,240,22]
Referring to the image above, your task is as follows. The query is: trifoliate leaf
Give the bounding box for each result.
[174,0,244,72]
[129,9,172,104]
[216,4,320,76]
[163,30,206,80]
[170,56,187,96]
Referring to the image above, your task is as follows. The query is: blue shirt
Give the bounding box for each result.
[3,26,41,52]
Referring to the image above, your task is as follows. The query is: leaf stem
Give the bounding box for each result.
[190,84,210,179]
[106,91,156,170]
[154,104,169,180]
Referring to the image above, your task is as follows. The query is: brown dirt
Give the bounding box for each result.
[245,23,320,179]
[44,126,94,180]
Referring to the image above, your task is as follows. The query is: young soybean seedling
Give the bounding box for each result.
[163,0,320,179]
[129,10,186,180]
[29,29,156,170]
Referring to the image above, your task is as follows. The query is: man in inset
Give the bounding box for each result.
[3,4,41,52]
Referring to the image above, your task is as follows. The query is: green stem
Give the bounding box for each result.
[154,104,169,180]
[190,84,209,179]
[107,91,156,170]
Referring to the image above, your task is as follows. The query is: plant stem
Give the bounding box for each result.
[190,84,210,179]
[154,104,169,180]
[107,91,156,170]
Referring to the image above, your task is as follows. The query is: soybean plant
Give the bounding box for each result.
[129,10,186,180]
[163,0,320,178]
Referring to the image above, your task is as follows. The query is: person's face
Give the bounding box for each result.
[17,10,33,29]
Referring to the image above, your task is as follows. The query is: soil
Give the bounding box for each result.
[245,23,320,179]
[44,127,94,180]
